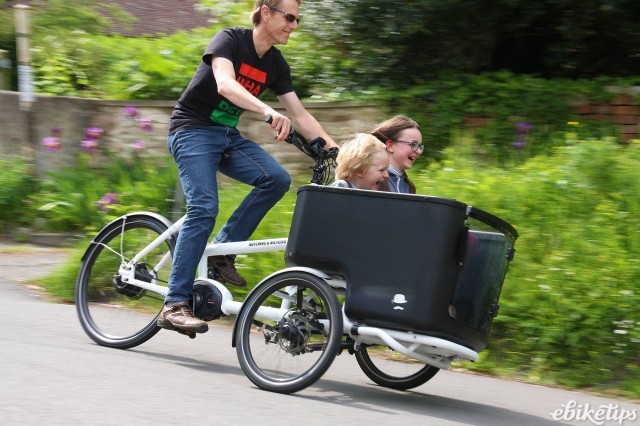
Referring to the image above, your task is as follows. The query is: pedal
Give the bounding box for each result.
[176,329,197,339]
[157,321,199,339]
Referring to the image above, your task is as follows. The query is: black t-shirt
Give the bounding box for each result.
[169,27,294,134]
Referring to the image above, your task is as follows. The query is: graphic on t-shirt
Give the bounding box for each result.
[210,62,267,127]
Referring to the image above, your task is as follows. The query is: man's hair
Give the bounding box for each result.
[252,0,302,26]
[370,115,420,144]
[335,134,388,180]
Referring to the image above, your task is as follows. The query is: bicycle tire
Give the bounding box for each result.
[235,271,343,393]
[75,213,176,349]
[355,345,439,390]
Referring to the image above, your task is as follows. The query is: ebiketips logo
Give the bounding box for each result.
[551,400,638,425]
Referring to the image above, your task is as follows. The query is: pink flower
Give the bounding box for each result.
[85,127,104,139]
[81,138,98,153]
[136,118,153,132]
[124,106,139,118]
[42,136,61,152]
[131,139,145,151]
[96,192,118,211]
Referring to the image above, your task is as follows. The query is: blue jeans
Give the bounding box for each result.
[165,125,291,303]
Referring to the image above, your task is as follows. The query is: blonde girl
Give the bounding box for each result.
[332,133,389,190]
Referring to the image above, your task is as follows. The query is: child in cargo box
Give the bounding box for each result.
[370,115,423,194]
[331,133,390,191]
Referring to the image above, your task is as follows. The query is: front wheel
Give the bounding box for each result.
[355,345,439,390]
[235,271,343,393]
[75,213,176,349]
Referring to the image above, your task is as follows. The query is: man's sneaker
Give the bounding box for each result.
[208,255,247,287]
[157,302,208,333]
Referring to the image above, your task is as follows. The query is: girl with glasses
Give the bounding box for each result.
[370,115,423,194]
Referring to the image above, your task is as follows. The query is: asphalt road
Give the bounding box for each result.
[1,245,639,426]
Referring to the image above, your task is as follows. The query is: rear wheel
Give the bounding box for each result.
[355,345,439,390]
[75,214,175,349]
[235,271,343,393]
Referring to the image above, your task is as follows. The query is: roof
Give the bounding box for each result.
[9,0,212,36]
[105,0,211,36]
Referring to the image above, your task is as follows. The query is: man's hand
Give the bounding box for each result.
[264,110,292,142]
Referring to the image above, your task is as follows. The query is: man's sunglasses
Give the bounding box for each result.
[269,7,301,24]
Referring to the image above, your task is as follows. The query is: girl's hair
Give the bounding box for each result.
[370,115,420,144]
[335,133,388,180]
[251,0,301,26]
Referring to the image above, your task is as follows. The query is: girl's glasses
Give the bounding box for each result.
[394,140,425,153]
[269,7,301,24]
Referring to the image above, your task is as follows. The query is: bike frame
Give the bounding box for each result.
[113,211,479,371]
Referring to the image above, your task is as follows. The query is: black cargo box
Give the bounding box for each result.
[285,185,517,352]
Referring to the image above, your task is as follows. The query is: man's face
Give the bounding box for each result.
[263,0,300,45]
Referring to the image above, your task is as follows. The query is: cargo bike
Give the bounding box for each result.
[75,121,518,394]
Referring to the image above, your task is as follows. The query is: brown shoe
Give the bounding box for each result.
[157,302,208,333]
[208,255,247,287]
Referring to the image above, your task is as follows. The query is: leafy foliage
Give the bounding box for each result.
[386,72,635,164]
[0,156,36,228]
[312,0,640,87]
[32,150,178,233]
[415,134,640,397]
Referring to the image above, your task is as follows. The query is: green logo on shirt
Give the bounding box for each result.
[211,100,244,127]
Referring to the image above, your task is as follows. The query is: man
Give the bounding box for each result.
[158,0,337,333]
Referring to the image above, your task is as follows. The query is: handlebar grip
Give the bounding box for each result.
[264,114,296,141]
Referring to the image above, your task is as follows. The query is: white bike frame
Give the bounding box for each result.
[114,212,479,370]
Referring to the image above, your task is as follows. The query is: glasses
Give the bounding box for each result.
[269,7,301,24]
[394,140,425,153]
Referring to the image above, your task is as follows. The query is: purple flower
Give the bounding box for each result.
[136,118,153,132]
[85,127,104,139]
[131,139,145,151]
[124,106,139,118]
[96,192,118,211]
[516,122,532,136]
[50,127,62,135]
[513,122,532,150]
[42,136,61,152]
[81,138,98,153]
[516,121,532,130]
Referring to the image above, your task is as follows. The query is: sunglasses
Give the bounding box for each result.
[269,7,301,24]
[394,140,425,153]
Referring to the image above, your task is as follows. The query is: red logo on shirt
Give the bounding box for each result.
[238,63,266,96]
[239,63,266,83]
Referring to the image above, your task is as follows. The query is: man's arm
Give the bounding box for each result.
[277,92,338,149]
[212,56,292,141]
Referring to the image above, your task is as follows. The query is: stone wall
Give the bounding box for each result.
[0,90,383,177]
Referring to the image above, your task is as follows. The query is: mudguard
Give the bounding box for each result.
[81,212,175,262]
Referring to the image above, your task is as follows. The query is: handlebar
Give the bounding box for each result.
[264,115,338,185]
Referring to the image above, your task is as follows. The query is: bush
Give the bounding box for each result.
[32,150,178,233]
[385,72,630,165]
[415,134,640,397]
[0,156,37,230]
